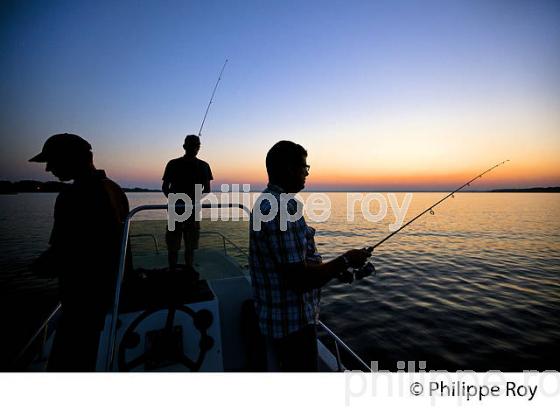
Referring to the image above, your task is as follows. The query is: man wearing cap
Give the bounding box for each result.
[162,135,213,270]
[30,133,129,371]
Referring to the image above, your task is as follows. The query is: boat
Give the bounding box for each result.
[16,204,371,372]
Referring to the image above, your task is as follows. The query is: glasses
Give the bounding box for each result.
[302,164,310,172]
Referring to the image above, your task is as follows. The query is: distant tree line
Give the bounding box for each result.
[0,180,161,194]
[0,180,67,194]
[490,187,560,193]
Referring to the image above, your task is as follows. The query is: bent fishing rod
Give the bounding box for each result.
[368,159,510,251]
[198,59,228,137]
[345,160,510,281]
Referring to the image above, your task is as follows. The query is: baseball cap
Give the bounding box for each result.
[29,133,92,163]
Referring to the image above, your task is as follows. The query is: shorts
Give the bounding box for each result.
[166,220,200,252]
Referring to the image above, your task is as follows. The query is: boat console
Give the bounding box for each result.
[96,269,223,371]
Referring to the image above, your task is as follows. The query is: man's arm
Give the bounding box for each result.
[282,248,371,293]
[203,179,211,194]
[162,161,172,197]
[203,163,213,194]
[31,247,58,278]
[162,180,170,197]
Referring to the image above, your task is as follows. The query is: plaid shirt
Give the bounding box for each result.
[249,184,322,339]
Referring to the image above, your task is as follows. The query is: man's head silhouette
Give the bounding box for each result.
[29,133,94,181]
[266,140,309,193]
[183,134,201,158]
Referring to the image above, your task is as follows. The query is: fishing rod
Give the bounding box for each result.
[198,59,228,137]
[345,160,510,281]
[370,159,510,250]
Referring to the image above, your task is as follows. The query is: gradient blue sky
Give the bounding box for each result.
[1,0,559,190]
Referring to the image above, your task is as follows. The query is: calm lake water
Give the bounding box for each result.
[1,192,559,370]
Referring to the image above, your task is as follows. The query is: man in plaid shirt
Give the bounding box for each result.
[249,141,372,371]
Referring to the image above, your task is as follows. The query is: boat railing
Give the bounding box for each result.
[14,303,62,368]
[318,320,371,372]
[129,231,247,260]
[130,233,160,254]
[201,230,248,259]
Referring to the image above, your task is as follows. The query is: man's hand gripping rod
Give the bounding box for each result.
[339,160,510,283]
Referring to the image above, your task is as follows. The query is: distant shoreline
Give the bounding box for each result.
[489,187,560,193]
[0,180,161,194]
[1,180,559,194]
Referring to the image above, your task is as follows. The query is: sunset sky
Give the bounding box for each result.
[1,0,559,191]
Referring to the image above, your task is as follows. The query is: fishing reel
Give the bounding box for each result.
[337,246,375,284]
[338,262,376,284]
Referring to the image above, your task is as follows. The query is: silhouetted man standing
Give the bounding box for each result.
[162,135,213,269]
[30,133,129,371]
[249,140,372,371]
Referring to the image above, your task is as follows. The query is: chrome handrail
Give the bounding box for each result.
[318,320,371,372]
[103,203,251,371]
[130,233,160,254]
[14,303,62,367]
[200,230,248,259]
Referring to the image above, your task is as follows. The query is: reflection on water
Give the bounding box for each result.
[1,192,559,370]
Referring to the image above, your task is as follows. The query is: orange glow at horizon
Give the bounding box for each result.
[96,126,560,190]
[104,154,560,190]
[307,161,560,188]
